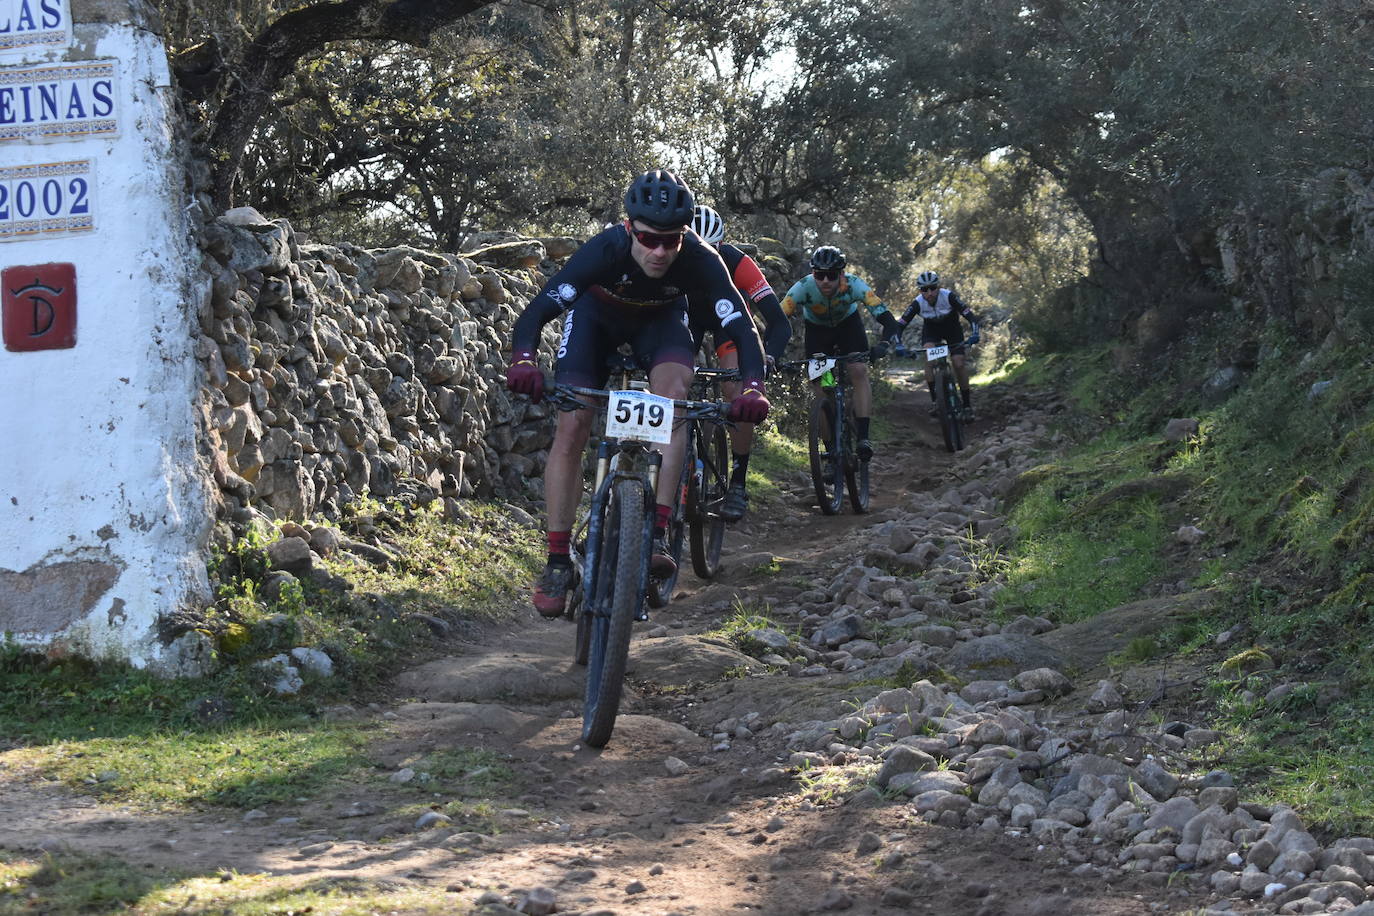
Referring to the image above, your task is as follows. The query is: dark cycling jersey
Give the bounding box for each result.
[688,243,789,362]
[512,222,766,382]
[898,287,978,326]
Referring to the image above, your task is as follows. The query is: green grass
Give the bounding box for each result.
[998,479,1169,624]
[748,423,808,507]
[703,599,795,657]
[327,500,541,622]
[192,499,541,691]
[17,726,371,809]
[1212,684,1374,836]
[0,500,539,814]
[995,322,1374,832]
[796,759,879,805]
[0,853,475,915]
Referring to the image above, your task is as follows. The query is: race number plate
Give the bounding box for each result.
[924,345,950,361]
[807,357,837,380]
[605,389,674,444]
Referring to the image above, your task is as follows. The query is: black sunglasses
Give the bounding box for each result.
[631,228,685,251]
[812,269,840,280]
[919,284,939,292]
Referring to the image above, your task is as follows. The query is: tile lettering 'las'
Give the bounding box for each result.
[0,0,73,55]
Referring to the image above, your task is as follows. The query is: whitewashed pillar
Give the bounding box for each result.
[0,0,213,671]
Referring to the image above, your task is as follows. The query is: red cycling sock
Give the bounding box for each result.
[547,530,571,561]
[654,503,671,536]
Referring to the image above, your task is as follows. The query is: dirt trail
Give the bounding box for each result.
[0,370,1214,915]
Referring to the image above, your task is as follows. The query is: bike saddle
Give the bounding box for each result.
[604,351,646,373]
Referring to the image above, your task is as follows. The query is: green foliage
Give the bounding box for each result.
[0,850,470,914]
[0,852,162,914]
[705,600,794,658]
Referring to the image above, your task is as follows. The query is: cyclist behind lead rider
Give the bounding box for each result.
[780,245,902,460]
[505,169,771,618]
[896,270,982,420]
[687,204,791,523]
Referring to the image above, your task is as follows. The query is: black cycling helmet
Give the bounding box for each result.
[624,169,695,229]
[810,245,847,271]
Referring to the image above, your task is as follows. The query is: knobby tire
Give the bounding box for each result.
[935,367,958,453]
[844,398,870,513]
[689,421,728,579]
[581,478,646,748]
[647,454,688,608]
[944,372,964,452]
[809,395,843,515]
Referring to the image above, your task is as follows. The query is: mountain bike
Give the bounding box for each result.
[913,340,969,453]
[644,365,736,606]
[545,381,728,748]
[783,351,870,515]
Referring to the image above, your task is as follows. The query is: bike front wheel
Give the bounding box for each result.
[809,395,844,515]
[935,369,962,453]
[582,478,647,748]
[688,422,728,579]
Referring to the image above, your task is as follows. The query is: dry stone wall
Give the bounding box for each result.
[193,209,573,527]
[192,211,805,530]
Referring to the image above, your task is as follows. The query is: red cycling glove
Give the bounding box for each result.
[505,348,544,403]
[728,380,771,424]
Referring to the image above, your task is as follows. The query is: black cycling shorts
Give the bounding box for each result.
[920,314,967,354]
[803,311,868,358]
[554,292,695,388]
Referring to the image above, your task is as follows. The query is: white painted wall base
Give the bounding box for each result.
[0,1,213,670]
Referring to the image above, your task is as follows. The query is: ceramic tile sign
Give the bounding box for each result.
[0,0,71,56]
[0,58,118,142]
[0,158,95,240]
[3,261,76,351]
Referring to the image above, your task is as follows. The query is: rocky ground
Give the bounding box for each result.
[5,367,1374,916]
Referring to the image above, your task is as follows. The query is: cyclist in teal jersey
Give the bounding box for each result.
[780,246,901,460]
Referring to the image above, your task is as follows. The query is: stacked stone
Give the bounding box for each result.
[192,208,573,524]
[697,392,1374,914]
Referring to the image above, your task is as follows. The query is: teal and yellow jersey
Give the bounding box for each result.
[781,273,892,327]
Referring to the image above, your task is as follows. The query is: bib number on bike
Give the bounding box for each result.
[807,357,837,381]
[924,345,950,361]
[606,390,674,444]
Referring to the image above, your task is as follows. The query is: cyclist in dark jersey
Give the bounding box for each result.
[687,205,791,522]
[896,269,982,419]
[506,170,771,617]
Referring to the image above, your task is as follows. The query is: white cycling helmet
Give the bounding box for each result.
[916,270,940,288]
[692,205,725,245]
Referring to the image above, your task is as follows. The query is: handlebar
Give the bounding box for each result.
[895,340,972,358]
[778,350,873,372]
[545,383,730,422]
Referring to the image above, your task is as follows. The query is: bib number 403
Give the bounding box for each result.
[605,390,674,444]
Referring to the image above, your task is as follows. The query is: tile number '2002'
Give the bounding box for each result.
[0,176,91,222]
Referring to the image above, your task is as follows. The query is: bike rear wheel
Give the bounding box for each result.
[648,452,688,608]
[582,478,647,748]
[688,421,728,579]
[809,395,844,515]
[843,399,870,513]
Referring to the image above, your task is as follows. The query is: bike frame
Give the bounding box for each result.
[581,439,659,622]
